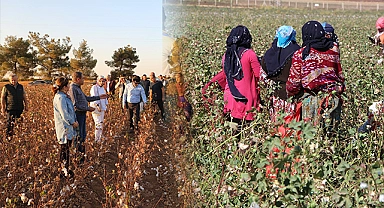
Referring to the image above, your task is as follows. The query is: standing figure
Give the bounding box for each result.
[261,25,301,122]
[68,72,108,163]
[321,22,339,45]
[372,17,384,47]
[122,75,147,133]
[149,72,165,120]
[116,76,127,101]
[286,20,345,134]
[1,74,28,137]
[104,75,116,99]
[175,73,193,122]
[140,74,150,98]
[90,76,108,142]
[53,77,78,178]
[222,25,262,124]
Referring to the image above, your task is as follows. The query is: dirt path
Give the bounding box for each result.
[125,103,184,207]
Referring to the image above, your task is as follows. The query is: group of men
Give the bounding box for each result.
[118,72,167,133]
[1,72,167,146]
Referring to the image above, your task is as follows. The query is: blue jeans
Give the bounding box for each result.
[74,112,86,153]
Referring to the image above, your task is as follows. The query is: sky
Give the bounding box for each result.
[0,0,163,77]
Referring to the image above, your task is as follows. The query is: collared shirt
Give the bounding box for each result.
[90,84,108,111]
[68,83,100,111]
[122,83,147,105]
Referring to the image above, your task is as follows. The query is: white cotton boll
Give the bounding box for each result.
[369,102,382,114]
[20,193,28,203]
[249,202,260,208]
[379,194,384,202]
[360,182,368,189]
[378,58,384,64]
[27,199,33,206]
[322,179,327,185]
[238,142,249,150]
[193,187,201,193]
[134,182,139,190]
[62,168,68,177]
[321,197,330,203]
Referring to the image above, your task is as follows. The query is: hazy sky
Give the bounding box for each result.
[0,0,162,77]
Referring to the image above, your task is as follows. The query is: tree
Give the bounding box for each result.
[0,36,36,78]
[105,45,139,77]
[28,32,71,78]
[70,40,97,78]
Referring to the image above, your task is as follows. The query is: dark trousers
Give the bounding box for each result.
[60,140,73,169]
[6,110,22,136]
[153,100,165,118]
[74,112,86,154]
[127,103,140,128]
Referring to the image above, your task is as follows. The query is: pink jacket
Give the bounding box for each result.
[222,49,261,121]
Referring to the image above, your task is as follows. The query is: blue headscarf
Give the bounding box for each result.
[302,21,334,60]
[321,22,338,44]
[263,26,300,77]
[224,25,252,103]
[276,26,297,48]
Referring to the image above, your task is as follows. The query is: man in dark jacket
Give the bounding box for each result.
[140,74,150,98]
[149,72,165,120]
[1,74,28,137]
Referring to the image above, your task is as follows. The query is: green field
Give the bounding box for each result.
[165,5,384,207]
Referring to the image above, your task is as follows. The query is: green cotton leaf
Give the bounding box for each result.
[257,180,267,193]
[255,171,264,181]
[337,161,350,172]
[256,159,269,169]
[302,123,316,139]
[345,197,352,208]
[240,173,251,183]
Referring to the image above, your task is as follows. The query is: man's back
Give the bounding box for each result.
[150,81,163,101]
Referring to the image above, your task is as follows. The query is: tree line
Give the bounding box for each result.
[0,32,140,80]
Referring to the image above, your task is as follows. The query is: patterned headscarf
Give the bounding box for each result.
[224,25,252,102]
[276,25,297,48]
[263,26,300,77]
[301,21,334,60]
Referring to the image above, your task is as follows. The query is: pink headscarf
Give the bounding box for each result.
[376,17,384,30]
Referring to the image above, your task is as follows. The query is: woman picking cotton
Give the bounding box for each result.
[222,25,262,128]
[53,77,78,178]
[286,20,345,135]
[90,75,108,142]
[261,25,301,122]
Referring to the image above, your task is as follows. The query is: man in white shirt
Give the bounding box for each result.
[122,75,147,132]
[90,76,108,142]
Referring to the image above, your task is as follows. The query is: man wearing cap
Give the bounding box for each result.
[90,75,108,142]
[122,75,147,133]
[69,72,108,162]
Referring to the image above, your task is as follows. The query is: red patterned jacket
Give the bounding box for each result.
[286,43,345,97]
